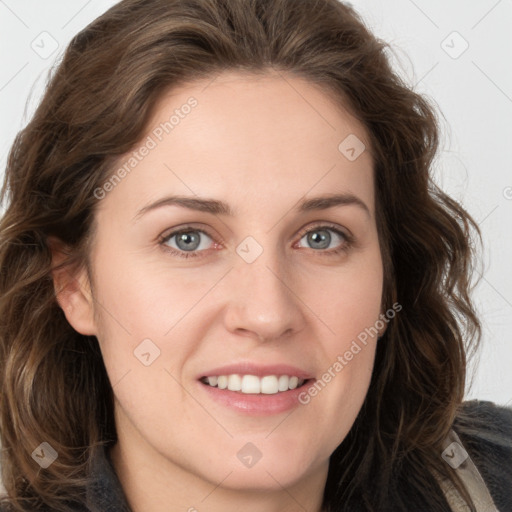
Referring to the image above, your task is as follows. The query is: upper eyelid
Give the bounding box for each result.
[160,225,216,243]
[160,223,350,247]
[296,223,350,238]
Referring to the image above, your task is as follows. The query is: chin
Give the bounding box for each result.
[186,440,327,493]
[207,461,317,492]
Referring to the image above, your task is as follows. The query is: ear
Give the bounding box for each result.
[47,236,97,336]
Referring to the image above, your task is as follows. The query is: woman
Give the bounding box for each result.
[0,0,510,510]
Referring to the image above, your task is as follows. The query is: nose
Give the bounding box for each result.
[221,246,307,343]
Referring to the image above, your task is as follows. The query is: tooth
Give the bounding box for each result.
[288,376,299,390]
[241,375,261,394]
[261,375,279,394]
[227,374,242,391]
[205,373,306,392]
[278,375,289,391]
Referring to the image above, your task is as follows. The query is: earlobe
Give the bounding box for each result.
[48,236,97,336]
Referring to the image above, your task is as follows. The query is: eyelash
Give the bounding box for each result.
[158,223,354,260]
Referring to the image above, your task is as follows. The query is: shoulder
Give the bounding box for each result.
[0,498,88,512]
[0,501,13,512]
[453,399,512,455]
[0,492,88,511]
[452,399,512,510]
[0,443,127,512]
[0,499,14,512]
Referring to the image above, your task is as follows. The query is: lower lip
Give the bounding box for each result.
[198,380,313,415]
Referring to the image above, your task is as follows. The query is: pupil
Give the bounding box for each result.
[309,230,330,249]
[178,232,199,251]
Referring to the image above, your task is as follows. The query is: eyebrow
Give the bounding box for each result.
[133,192,370,222]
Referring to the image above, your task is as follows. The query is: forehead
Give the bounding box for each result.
[96,70,375,219]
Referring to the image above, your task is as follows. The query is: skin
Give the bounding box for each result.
[52,70,386,512]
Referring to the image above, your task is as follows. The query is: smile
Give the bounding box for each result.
[200,374,307,394]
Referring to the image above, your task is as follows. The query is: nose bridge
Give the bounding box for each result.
[223,237,305,341]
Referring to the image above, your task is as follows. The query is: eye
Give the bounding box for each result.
[159,223,353,259]
[296,224,352,255]
[160,227,216,259]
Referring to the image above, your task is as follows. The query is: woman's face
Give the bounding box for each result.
[70,71,384,494]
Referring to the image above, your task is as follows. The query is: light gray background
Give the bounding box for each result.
[0,3,511,486]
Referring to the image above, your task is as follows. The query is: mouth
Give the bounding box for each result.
[197,361,316,417]
[199,374,312,394]
[196,363,315,414]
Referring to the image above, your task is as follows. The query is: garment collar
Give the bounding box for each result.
[86,444,132,512]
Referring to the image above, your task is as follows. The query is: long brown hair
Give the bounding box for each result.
[0,0,482,510]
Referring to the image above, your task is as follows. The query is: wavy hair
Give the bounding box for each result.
[0,0,482,510]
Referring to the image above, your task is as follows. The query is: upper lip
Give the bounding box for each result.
[198,363,315,380]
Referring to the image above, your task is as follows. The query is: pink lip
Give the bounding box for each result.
[197,363,314,380]
[196,362,315,415]
[197,379,313,415]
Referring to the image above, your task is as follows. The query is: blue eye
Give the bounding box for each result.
[160,228,215,258]
[296,226,350,253]
[159,224,353,259]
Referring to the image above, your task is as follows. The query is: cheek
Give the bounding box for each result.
[88,241,229,397]
[90,241,214,336]
[296,249,382,436]
[303,250,384,347]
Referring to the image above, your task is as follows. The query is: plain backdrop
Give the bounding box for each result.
[0,0,511,424]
